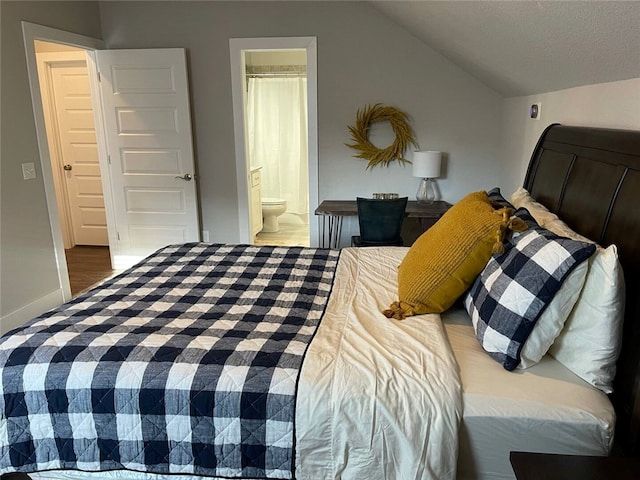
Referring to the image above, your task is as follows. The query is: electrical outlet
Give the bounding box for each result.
[22,162,36,180]
[202,230,210,242]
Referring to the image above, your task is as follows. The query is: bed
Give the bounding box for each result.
[1,124,639,480]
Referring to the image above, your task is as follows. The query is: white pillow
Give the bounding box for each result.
[510,187,625,392]
[548,244,624,393]
[518,261,589,368]
[510,187,560,226]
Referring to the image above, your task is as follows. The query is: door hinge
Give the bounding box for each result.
[97,71,101,82]
[116,231,120,241]
[107,154,111,165]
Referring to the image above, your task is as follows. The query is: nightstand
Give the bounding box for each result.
[510,452,640,480]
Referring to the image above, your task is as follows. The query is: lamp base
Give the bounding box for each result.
[416,177,438,204]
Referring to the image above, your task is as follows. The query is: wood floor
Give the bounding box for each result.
[63,228,308,298]
[65,246,116,296]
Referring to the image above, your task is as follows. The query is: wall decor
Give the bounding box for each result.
[346,103,417,169]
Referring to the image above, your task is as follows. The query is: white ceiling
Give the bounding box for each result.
[371,1,640,97]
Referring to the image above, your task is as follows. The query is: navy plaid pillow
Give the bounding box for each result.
[509,206,540,230]
[486,187,514,210]
[464,221,596,371]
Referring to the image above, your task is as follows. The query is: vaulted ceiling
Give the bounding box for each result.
[371,1,640,97]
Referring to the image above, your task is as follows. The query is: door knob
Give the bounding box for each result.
[175,174,192,181]
[63,164,72,171]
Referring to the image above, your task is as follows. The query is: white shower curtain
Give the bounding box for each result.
[246,76,308,216]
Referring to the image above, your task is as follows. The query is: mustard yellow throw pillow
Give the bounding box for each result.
[385,191,522,319]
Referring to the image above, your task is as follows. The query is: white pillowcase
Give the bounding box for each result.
[510,187,560,226]
[509,187,625,393]
[549,244,624,393]
[518,261,589,369]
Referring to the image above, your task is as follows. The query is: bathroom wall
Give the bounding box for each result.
[245,51,306,67]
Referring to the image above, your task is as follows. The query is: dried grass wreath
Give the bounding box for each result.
[346,103,418,169]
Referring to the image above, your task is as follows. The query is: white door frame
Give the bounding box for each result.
[22,22,110,302]
[229,37,319,247]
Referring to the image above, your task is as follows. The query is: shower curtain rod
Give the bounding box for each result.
[246,72,307,78]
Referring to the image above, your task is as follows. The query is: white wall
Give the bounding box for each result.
[246,51,306,66]
[500,78,640,195]
[99,1,504,245]
[34,40,83,53]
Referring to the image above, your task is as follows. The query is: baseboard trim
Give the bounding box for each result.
[0,289,63,334]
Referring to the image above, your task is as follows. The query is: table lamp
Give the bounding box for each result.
[412,150,441,204]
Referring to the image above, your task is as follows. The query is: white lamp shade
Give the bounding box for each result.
[412,151,442,178]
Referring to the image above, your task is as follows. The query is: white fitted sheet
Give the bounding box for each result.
[442,308,615,480]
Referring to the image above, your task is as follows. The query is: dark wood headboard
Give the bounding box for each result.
[524,124,640,456]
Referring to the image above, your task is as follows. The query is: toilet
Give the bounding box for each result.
[261,197,287,233]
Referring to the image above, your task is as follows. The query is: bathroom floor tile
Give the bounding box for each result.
[254,223,310,247]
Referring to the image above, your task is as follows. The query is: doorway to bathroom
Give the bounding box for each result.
[230,37,318,247]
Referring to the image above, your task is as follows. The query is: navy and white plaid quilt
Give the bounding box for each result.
[0,243,339,479]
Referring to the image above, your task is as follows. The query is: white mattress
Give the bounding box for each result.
[442,308,615,480]
[29,246,615,480]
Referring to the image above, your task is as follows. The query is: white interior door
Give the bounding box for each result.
[96,48,200,265]
[50,60,108,246]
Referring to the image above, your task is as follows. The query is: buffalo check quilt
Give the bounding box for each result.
[0,243,339,479]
